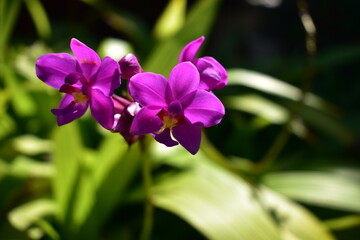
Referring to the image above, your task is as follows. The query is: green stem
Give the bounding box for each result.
[140,140,154,240]
[255,0,317,174]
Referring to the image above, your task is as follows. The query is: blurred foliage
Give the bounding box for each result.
[0,0,359,239]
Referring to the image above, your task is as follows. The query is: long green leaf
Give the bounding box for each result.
[74,134,142,239]
[52,122,84,227]
[260,187,335,240]
[145,0,221,75]
[226,68,354,143]
[227,68,337,115]
[24,0,51,40]
[8,198,55,231]
[262,170,360,212]
[153,0,187,39]
[152,153,281,240]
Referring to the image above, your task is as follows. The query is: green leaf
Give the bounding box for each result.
[324,215,360,231]
[152,153,281,240]
[97,38,134,60]
[227,68,337,115]
[260,187,335,240]
[24,0,51,40]
[52,122,84,225]
[12,135,52,156]
[226,68,354,143]
[153,0,187,39]
[8,198,55,231]
[9,156,53,179]
[223,94,289,124]
[262,170,360,212]
[74,134,142,239]
[3,64,36,117]
[145,0,221,75]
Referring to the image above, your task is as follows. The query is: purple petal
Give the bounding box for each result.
[92,56,121,96]
[184,90,225,127]
[70,38,101,79]
[198,57,228,90]
[36,53,77,90]
[130,107,163,135]
[172,123,201,154]
[119,53,143,80]
[168,62,200,101]
[128,72,167,107]
[154,128,178,147]
[51,94,88,125]
[178,36,205,62]
[89,88,115,130]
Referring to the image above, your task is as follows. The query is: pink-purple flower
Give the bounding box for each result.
[179,36,228,91]
[128,62,225,154]
[35,38,121,129]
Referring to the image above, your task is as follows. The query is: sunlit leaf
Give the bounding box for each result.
[10,156,53,178]
[227,68,337,115]
[324,214,360,231]
[8,198,55,231]
[145,0,221,75]
[260,187,335,240]
[227,68,354,144]
[12,135,52,155]
[223,94,289,124]
[73,134,142,239]
[262,170,360,212]
[152,153,281,240]
[52,122,84,225]
[0,0,21,59]
[24,0,51,40]
[153,0,186,39]
[97,38,134,60]
[3,64,36,117]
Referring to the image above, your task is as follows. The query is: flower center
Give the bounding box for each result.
[60,72,90,105]
[72,92,89,105]
[162,115,179,129]
[157,105,185,134]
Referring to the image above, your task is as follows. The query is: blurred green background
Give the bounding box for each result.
[0,0,359,239]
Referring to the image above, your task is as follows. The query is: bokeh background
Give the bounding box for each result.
[1,0,359,239]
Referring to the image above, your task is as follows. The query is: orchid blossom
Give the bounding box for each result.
[179,36,228,91]
[128,62,225,154]
[36,38,121,129]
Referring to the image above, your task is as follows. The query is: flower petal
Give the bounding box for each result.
[168,62,200,100]
[172,123,201,154]
[184,90,225,127]
[154,128,178,147]
[70,38,101,79]
[128,72,167,107]
[36,53,78,89]
[89,88,115,130]
[178,36,205,62]
[92,56,121,96]
[198,57,228,90]
[130,107,163,135]
[119,53,143,80]
[51,94,88,125]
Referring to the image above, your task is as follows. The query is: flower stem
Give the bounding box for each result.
[256,0,317,174]
[140,140,154,240]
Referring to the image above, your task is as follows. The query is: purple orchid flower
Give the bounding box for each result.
[119,53,143,80]
[128,62,225,154]
[179,36,228,91]
[36,38,121,129]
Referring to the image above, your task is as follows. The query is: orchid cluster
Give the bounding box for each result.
[36,37,227,154]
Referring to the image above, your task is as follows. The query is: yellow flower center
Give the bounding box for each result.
[72,92,89,105]
[162,115,178,129]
